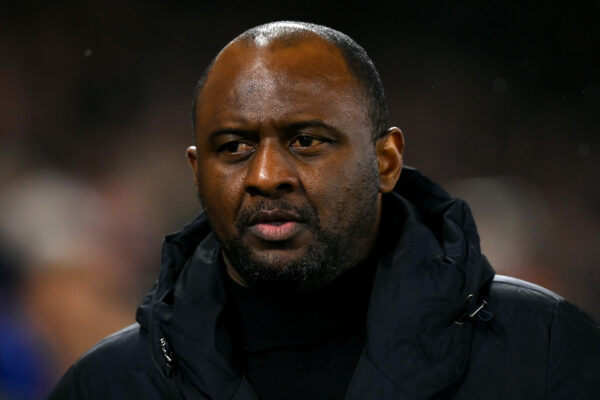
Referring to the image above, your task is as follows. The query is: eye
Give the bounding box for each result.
[218,141,253,154]
[290,135,324,148]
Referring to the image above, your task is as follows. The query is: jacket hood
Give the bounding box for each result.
[346,167,495,399]
[136,166,495,400]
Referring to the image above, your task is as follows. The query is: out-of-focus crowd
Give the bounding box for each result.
[1,2,598,398]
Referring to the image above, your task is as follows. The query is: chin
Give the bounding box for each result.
[227,244,342,291]
[218,219,362,291]
[251,247,307,269]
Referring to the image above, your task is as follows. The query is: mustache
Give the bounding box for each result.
[235,200,320,232]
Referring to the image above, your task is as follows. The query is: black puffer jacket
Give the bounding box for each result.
[49,168,600,399]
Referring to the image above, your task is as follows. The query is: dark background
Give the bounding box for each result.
[0,1,598,397]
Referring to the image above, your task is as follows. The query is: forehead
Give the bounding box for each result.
[195,36,368,131]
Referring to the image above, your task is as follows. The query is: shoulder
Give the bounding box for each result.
[48,323,167,399]
[487,275,563,319]
[75,323,151,375]
[486,274,598,338]
[489,274,563,300]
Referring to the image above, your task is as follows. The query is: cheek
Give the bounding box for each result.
[301,152,378,223]
[197,164,245,227]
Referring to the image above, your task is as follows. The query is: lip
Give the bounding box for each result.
[246,209,304,242]
[248,210,301,225]
[249,221,303,241]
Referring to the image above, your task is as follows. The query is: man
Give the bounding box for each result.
[50,21,599,399]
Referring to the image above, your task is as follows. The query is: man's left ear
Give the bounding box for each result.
[376,127,404,193]
[186,146,199,190]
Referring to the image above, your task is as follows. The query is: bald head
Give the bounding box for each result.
[192,22,388,141]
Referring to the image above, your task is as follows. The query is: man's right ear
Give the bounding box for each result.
[186,146,199,189]
[376,127,404,193]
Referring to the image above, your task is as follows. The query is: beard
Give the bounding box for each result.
[200,159,381,292]
[210,192,378,292]
[220,201,342,291]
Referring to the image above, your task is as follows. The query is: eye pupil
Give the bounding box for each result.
[225,142,239,153]
[298,136,313,147]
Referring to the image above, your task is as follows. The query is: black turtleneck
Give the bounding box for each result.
[226,253,378,400]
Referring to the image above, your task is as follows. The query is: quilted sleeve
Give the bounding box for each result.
[547,300,600,399]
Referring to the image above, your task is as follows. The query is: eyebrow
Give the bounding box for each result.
[207,119,339,141]
[208,127,256,141]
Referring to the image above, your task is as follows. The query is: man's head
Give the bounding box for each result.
[187,21,404,290]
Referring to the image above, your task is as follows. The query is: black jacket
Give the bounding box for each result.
[49,168,600,399]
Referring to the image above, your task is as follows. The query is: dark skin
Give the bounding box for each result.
[187,34,404,288]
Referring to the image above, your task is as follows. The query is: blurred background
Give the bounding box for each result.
[0,1,598,397]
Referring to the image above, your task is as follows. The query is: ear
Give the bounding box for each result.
[186,146,199,189]
[376,127,404,193]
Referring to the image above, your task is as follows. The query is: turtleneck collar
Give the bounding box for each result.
[227,249,378,352]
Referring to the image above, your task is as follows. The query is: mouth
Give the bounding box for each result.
[247,210,304,242]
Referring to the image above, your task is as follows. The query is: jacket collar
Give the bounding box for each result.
[137,167,494,400]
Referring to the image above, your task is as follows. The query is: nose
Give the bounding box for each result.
[244,139,298,197]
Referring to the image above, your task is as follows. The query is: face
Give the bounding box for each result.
[188,36,403,290]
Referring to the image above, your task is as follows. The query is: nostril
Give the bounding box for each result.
[246,186,261,196]
[276,182,294,192]
[246,182,294,197]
